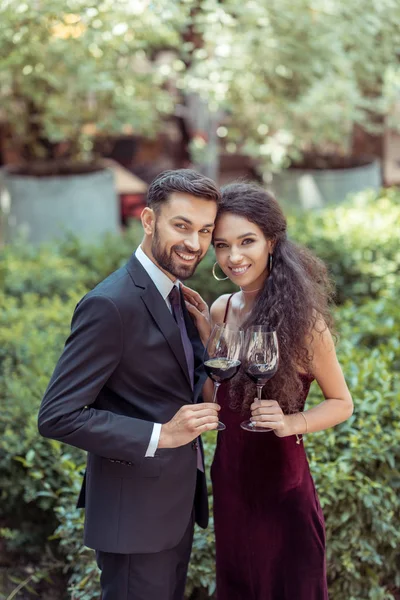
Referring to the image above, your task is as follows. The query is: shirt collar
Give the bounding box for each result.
[135,245,180,300]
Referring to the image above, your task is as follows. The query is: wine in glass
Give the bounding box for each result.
[241,326,279,432]
[204,323,242,431]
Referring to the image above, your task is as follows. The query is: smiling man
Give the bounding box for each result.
[38,170,221,600]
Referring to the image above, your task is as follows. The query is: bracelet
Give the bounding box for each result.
[295,412,308,445]
[300,411,308,433]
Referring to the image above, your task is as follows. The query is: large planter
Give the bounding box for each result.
[2,165,120,244]
[270,157,382,209]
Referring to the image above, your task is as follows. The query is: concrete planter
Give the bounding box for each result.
[270,158,382,209]
[3,166,119,244]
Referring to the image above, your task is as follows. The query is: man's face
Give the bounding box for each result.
[144,192,217,280]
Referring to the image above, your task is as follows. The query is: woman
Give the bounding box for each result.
[183,182,353,600]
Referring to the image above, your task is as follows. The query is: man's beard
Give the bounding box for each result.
[152,224,202,280]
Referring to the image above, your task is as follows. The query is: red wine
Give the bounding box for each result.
[204,358,241,383]
[245,363,278,385]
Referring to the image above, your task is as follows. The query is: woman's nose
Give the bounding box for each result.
[229,250,244,264]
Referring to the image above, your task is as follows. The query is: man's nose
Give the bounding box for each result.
[184,233,201,252]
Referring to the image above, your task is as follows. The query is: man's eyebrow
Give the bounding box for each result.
[214,232,257,242]
[172,215,215,228]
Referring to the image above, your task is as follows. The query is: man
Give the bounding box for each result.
[38,169,221,600]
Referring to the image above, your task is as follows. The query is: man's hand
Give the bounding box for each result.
[158,403,220,448]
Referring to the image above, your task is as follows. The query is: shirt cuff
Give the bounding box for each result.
[145,423,162,457]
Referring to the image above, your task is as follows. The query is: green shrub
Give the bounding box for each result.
[0,225,143,301]
[0,291,84,553]
[1,245,89,300]
[3,188,399,308]
[288,188,400,305]
[57,224,144,291]
[2,291,399,600]
[306,294,400,599]
[1,189,400,599]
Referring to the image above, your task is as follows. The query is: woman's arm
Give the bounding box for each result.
[251,321,354,436]
[283,323,353,436]
[181,284,212,345]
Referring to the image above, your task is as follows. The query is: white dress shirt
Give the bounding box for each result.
[135,245,179,457]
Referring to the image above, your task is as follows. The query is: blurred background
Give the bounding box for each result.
[0,1,399,599]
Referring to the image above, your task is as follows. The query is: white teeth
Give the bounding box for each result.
[231,266,250,274]
[176,251,196,261]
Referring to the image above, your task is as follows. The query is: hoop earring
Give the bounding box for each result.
[268,253,273,272]
[212,262,229,281]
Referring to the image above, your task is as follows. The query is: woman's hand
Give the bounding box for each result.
[181,284,211,346]
[250,399,289,437]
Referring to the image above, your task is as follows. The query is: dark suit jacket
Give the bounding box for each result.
[38,254,209,554]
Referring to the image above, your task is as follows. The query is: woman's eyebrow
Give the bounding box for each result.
[214,232,257,242]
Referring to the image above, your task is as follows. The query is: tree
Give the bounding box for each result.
[174,0,400,172]
[2,0,399,176]
[0,0,187,170]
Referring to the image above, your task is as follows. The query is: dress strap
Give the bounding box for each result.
[223,294,234,323]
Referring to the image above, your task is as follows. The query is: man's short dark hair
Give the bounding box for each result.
[147,169,221,212]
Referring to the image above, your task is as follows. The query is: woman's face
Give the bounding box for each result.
[213,212,274,290]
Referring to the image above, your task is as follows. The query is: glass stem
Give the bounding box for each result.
[257,384,263,401]
[212,382,221,404]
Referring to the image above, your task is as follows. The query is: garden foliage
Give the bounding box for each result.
[0,188,399,599]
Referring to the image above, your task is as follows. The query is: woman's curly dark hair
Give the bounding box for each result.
[216,182,335,414]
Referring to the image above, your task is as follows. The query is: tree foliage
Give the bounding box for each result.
[0,0,185,161]
[1,0,399,169]
[178,0,400,168]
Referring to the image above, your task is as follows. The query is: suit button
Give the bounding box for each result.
[191,440,199,451]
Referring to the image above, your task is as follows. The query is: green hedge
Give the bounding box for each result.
[2,187,399,307]
[287,188,400,304]
[1,188,399,599]
[1,292,398,600]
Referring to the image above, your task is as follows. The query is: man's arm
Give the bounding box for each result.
[38,294,153,463]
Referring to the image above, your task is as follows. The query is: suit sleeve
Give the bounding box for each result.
[38,293,154,462]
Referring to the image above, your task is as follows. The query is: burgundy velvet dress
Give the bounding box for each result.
[211,299,328,599]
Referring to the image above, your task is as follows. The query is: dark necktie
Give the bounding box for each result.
[169,286,203,471]
[168,286,194,388]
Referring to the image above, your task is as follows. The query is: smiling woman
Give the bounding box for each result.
[211,183,338,416]
[184,181,353,600]
[214,219,274,290]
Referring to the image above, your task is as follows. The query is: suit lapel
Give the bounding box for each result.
[126,255,192,388]
[141,286,192,387]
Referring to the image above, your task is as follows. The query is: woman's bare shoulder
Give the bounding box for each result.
[210,293,233,324]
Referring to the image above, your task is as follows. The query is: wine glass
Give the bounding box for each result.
[241,326,279,432]
[204,323,243,431]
